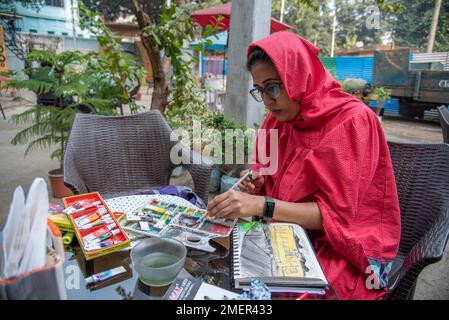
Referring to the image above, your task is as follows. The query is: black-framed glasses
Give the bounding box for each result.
[249,83,283,102]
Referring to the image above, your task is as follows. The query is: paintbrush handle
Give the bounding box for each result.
[229,171,249,191]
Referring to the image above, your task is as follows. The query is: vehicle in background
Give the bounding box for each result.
[373,48,449,120]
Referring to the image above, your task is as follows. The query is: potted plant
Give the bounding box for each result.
[373,87,391,121]
[8,49,115,197]
[201,112,252,194]
[7,6,146,198]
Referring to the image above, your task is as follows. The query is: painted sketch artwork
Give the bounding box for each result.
[231,222,329,294]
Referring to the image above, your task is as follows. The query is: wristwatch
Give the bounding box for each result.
[263,196,276,220]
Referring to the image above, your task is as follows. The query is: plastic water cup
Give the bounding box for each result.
[131,237,187,287]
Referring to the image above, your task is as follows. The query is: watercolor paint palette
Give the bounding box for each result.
[120,198,237,252]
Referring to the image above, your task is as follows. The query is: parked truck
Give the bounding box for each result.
[373,48,449,119]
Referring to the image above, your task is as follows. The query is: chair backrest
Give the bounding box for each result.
[437,105,449,143]
[387,142,449,299]
[64,110,177,197]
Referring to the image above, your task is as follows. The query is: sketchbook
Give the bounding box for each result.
[231,222,329,294]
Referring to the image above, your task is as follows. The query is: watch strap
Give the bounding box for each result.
[263,196,275,219]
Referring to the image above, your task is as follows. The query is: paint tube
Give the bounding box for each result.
[148,205,166,214]
[64,200,101,215]
[75,211,101,227]
[84,240,121,251]
[82,223,116,243]
[154,214,171,229]
[139,221,150,231]
[126,215,157,223]
[90,229,120,244]
[78,216,114,230]
[75,207,109,227]
[85,266,127,286]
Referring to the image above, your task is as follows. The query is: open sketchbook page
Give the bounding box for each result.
[235,222,328,284]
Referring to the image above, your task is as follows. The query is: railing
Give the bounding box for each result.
[202,58,228,77]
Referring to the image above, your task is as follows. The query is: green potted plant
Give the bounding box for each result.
[8,49,115,197]
[373,87,391,121]
[7,6,146,198]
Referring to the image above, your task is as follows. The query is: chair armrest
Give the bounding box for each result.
[404,207,449,269]
[180,145,214,204]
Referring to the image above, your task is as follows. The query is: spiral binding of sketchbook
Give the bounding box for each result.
[231,226,241,280]
[230,222,329,294]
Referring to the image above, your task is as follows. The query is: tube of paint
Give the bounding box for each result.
[84,240,121,251]
[90,229,121,244]
[75,212,101,227]
[85,266,127,285]
[75,207,109,227]
[82,223,116,243]
[148,205,166,214]
[64,201,101,215]
[78,216,114,230]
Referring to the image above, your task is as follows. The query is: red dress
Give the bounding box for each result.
[248,32,401,300]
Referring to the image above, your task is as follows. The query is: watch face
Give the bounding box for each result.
[264,197,275,219]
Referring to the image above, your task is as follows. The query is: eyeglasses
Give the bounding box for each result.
[249,83,283,102]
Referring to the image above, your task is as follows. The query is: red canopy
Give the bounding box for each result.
[191,2,292,34]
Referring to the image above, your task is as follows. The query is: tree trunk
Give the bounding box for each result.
[131,0,169,113]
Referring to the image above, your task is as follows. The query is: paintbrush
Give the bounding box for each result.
[229,169,252,191]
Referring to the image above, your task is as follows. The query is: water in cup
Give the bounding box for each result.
[138,252,180,286]
[142,252,179,268]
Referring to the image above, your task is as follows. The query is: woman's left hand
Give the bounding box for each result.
[207,190,265,219]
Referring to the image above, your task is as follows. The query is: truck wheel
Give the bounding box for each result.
[399,98,424,119]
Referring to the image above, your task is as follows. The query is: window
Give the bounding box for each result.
[62,32,69,36]
[48,31,55,35]
[45,0,64,8]
[29,29,38,33]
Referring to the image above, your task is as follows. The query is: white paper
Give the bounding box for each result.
[2,178,50,278]
[194,282,239,300]
[2,186,26,278]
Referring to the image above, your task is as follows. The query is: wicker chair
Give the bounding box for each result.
[64,110,214,203]
[437,105,449,143]
[386,142,449,299]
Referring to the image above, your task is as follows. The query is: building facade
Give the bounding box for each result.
[0,0,98,77]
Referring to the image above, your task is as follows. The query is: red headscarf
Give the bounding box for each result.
[248,32,401,300]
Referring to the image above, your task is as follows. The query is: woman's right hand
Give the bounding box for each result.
[239,169,264,195]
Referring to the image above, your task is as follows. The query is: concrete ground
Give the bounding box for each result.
[0,89,448,299]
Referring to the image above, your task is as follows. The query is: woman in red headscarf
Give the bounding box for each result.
[207,31,401,300]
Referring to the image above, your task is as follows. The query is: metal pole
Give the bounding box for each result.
[280,0,286,23]
[71,0,77,50]
[330,12,336,57]
[427,0,442,53]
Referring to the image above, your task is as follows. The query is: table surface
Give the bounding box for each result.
[62,194,337,300]
[64,239,337,300]
[64,239,232,300]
